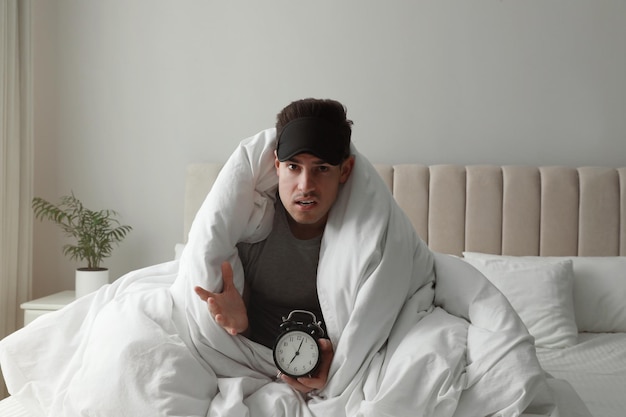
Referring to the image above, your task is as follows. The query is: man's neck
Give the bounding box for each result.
[285,214,326,240]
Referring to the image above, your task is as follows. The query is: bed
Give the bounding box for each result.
[180,162,626,417]
[1,134,624,416]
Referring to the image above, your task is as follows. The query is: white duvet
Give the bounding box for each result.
[1,129,557,417]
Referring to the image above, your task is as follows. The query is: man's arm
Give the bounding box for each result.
[194,261,249,336]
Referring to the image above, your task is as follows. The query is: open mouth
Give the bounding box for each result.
[297,200,316,206]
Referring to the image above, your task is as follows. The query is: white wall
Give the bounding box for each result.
[31,0,626,297]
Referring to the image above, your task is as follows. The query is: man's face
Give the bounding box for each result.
[275,152,354,239]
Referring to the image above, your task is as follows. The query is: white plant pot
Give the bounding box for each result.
[75,268,110,298]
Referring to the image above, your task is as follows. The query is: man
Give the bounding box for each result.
[194,98,355,395]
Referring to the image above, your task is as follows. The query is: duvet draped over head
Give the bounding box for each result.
[0,128,552,417]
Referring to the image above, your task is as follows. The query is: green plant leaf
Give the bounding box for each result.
[32,193,132,269]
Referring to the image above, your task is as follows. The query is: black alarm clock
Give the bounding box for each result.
[273,310,325,378]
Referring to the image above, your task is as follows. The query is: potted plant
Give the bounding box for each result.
[32,192,132,297]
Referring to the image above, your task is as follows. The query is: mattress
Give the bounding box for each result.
[536,332,626,417]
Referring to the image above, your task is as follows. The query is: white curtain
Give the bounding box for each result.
[0,0,33,399]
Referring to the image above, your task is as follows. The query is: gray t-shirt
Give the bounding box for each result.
[237,200,325,349]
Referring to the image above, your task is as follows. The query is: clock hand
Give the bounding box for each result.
[288,338,306,365]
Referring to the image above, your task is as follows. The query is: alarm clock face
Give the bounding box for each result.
[273,330,320,378]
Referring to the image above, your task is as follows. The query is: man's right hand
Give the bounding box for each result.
[194,261,249,336]
[279,338,334,394]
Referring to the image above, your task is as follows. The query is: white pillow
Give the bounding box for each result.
[463,252,626,333]
[463,256,577,348]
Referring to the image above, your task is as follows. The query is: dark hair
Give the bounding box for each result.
[276,98,353,161]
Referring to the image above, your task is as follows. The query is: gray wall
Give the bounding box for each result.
[31,0,626,297]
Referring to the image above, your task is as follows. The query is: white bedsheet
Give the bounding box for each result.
[537,332,626,417]
[1,128,570,416]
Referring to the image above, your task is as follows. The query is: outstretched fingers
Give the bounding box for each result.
[194,285,213,301]
[192,261,249,336]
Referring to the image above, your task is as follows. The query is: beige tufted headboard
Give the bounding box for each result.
[184,163,626,257]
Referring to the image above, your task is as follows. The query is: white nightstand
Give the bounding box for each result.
[20,290,76,325]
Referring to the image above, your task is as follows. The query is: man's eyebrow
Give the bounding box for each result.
[287,156,331,166]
